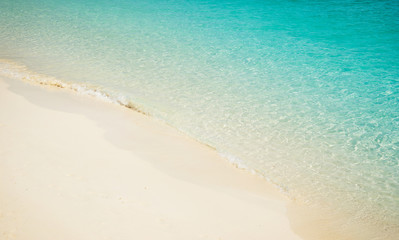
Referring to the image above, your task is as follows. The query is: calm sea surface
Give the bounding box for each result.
[1,0,398,238]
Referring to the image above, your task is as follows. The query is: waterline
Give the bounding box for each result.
[1,0,398,238]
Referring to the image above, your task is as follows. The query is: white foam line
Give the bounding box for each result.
[0,59,147,114]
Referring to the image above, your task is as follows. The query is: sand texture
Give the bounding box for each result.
[0,77,301,240]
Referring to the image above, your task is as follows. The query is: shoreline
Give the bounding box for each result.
[2,61,397,240]
[0,76,302,239]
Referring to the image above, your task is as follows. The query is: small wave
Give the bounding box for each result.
[218,152,254,172]
[0,59,148,115]
[0,58,289,197]
[217,151,290,195]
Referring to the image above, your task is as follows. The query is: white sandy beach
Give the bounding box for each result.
[0,77,302,240]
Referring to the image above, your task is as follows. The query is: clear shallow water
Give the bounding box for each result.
[1,0,398,238]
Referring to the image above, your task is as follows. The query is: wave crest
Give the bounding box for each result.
[0,59,148,115]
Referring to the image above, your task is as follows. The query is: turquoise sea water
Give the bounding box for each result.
[1,0,398,238]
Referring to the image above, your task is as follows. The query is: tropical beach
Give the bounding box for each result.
[1,0,399,239]
[0,75,303,240]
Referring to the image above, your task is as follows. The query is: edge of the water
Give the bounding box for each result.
[1,58,398,240]
[0,59,276,188]
[0,74,303,240]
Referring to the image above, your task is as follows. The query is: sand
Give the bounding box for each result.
[0,76,302,240]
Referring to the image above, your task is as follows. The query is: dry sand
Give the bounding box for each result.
[0,77,302,240]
